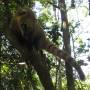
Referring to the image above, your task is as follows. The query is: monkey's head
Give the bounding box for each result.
[13,7,36,34]
[16,7,36,21]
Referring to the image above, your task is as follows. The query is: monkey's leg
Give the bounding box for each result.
[25,50,56,90]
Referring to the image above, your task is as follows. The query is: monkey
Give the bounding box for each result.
[10,7,85,80]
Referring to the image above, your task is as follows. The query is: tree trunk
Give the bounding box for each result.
[58,0,75,90]
[89,0,90,15]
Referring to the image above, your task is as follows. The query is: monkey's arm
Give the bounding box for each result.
[34,22,85,81]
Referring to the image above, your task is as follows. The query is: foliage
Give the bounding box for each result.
[75,80,90,90]
[0,0,90,90]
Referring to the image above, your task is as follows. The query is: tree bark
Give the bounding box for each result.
[58,0,75,90]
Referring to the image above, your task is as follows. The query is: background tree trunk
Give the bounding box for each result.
[88,0,90,15]
[58,0,75,90]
